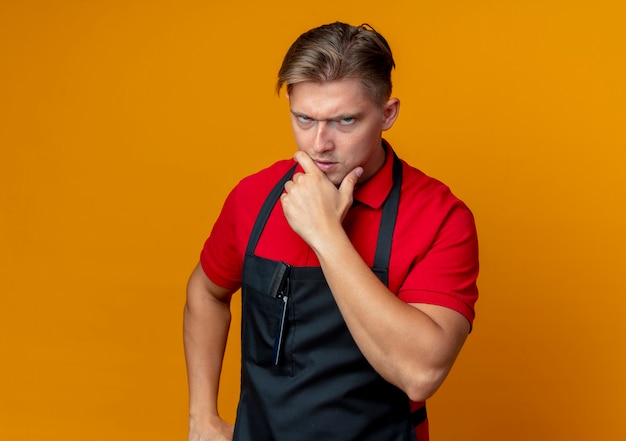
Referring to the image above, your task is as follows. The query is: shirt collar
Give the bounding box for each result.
[353,140,395,209]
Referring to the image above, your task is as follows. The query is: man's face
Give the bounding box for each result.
[287,78,399,186]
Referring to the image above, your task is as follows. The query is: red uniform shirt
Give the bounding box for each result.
[201,142,479,325]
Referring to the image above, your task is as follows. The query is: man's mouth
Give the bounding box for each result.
[313,160,337,173]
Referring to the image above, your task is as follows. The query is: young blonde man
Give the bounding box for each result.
[184,22,479,441]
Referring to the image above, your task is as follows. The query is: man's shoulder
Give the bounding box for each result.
[399,159,471,215]
[218,159,296,235]
[386,142,459,202]
[400,160,453,196]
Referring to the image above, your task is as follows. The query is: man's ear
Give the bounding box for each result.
[381,98,400,131]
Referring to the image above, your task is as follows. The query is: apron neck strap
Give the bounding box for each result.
[245,163,297,257]
[373,151,403,273]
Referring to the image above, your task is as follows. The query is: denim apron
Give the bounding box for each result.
[233,153,426,440]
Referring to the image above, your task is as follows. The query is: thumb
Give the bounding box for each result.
[338,166,363,197]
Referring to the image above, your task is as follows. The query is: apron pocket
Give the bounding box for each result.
[241,282,294,376]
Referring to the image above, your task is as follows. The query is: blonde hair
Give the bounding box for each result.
[276,22,395,107]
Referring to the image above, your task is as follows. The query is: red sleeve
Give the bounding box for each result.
[397,202,479,325]
[199,186,244,291]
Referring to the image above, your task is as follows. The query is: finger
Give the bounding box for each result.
[338,166,363,197]
[293,151,321,175]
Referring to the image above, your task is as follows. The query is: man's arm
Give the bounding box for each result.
[281,151,471,402]
[184,263,236,441]
[307,233,469,402]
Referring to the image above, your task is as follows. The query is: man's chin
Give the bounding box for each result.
[325,172,344,187]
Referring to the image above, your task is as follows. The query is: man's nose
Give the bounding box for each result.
[312,121,334,153]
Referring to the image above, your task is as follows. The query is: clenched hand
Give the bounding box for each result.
[280,151,363,251]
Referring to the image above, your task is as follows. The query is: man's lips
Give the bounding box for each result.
[313,160,337,172]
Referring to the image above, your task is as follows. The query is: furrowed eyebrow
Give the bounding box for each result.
[290,110,310,118]
[330,114,356,121]
[290,110,361,121]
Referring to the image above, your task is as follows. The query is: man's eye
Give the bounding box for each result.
[297,115,312,123]
[338,117,355,126]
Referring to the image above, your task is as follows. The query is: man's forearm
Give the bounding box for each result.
[184,266,233,420]
[312,229,469,402]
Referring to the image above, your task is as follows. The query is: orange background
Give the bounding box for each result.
[1,1,625,440]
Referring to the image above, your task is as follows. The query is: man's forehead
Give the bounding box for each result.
[287,79,375,116]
